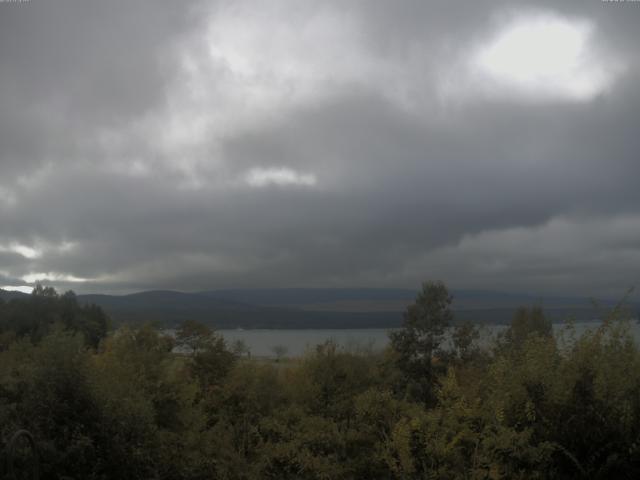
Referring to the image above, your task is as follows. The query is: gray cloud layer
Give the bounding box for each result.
[1,0,639,296]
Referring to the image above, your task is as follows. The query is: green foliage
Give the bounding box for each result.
[175,320,237,391]
[175,319,214,355]
[0,330,100,478]
[0,285,109,349]
[293,341,379,421]
[383,369,480,479]
[2,282,640,479]
[500,305,552,352]
[389,280,453,404]
[451,321,481,363]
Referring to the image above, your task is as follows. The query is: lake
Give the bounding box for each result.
[218,320,640,357]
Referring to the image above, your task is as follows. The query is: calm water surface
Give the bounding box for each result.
[219,321,640,357]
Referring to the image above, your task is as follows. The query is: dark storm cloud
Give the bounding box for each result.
[0,0,201,178]
[1,0,639,296]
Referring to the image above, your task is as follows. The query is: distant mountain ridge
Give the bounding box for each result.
[2,287,636,329]
[198,288,418,305]
[0,289,30,301]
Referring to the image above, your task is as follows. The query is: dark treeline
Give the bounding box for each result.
[0,284,109,349]
[1,282,640,479]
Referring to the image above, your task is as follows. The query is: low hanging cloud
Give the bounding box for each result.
[21,272,93,284]
[0,244,41,260]
[405,214,640,297]
[0,0,638,296]
[244,167,317,188]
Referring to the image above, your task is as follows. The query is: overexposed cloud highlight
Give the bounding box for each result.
[1,285,33,294]
[0,243,42,259]
[244,167,317,188]
[22,272,92,284]
[476,13,611,100]
[442,9,624,104]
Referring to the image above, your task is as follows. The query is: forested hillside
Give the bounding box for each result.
[2,287,629,329]
[1,282,640,479]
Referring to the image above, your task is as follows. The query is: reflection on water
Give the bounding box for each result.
[218,321,640,358]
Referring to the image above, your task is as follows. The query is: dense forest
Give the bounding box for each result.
[1,282,640,479]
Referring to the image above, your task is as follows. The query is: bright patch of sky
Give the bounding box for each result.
[245,167,317,188]
[440,9,624,104]
[1,285,33,294]
[21,272,91,284]
[0,243,42,259]
[474,12,615,101]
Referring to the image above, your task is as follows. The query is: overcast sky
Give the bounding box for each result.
[1,0,639,296]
